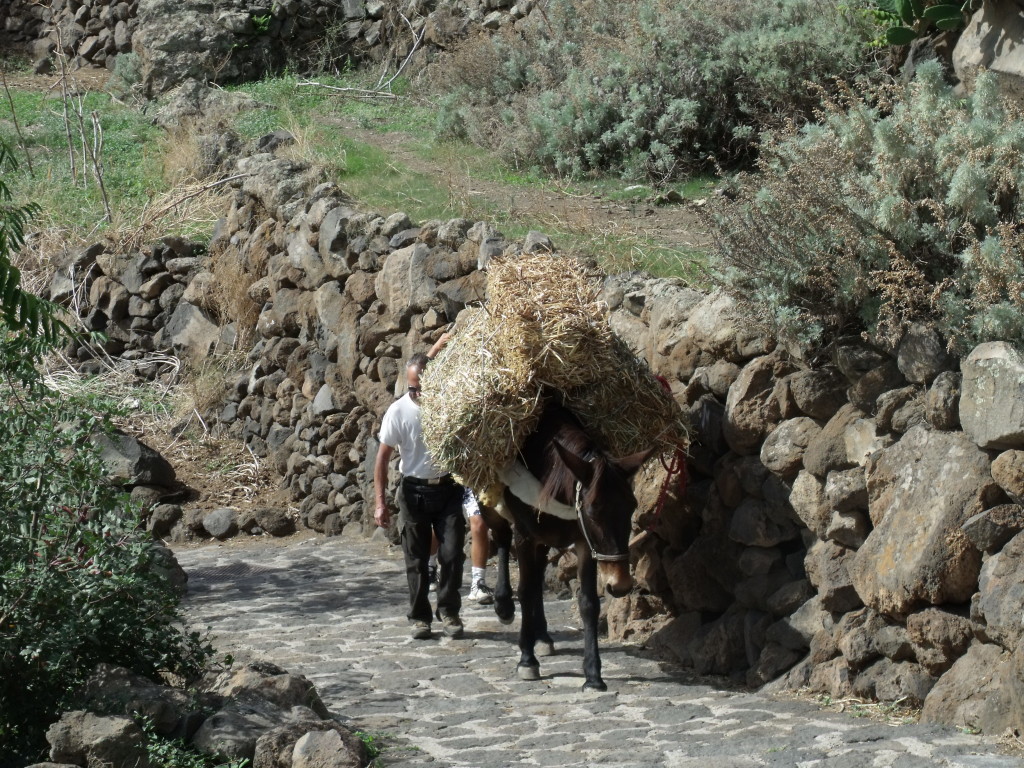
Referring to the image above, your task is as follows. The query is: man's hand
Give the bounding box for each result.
[374,503,391,528]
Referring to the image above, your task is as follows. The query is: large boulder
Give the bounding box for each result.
[93,430,176,487]
[959,341,1024,449]
[920,642,1013,732]
[723,351,796,456]
[374,243,439,319]
[954,0,1024,99]
[976,531,1024,650]
[46,711,150,768]
[849,427,997,617]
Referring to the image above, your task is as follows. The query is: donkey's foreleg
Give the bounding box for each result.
[576,542,606,691]
[516,541,546,680]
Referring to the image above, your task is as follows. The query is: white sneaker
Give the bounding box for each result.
[469,580,494,605]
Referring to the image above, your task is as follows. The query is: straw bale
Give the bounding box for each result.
[420,254,690,491]
[420,308,543,489]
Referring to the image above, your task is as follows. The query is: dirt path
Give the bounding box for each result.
[327,116,711,257]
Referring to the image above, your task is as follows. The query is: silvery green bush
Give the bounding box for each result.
[433,0,877,179]
[706,61,1024,354]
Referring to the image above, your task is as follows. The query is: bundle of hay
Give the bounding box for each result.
[420,253,689,491]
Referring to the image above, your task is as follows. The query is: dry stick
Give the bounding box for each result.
[297,12,423,98]
[53,29,78,182]
[89,110,112,222]
[0,69,34,177]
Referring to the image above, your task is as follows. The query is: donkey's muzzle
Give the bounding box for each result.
[599,561,633,597]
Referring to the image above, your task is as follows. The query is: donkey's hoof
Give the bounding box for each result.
[582,679,607,692]
[535,640,555,657]
[498,614,515,625]
[494,599,515,625]
[517,664,541,681]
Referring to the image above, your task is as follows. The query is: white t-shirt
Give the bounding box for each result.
[378,393,446,480]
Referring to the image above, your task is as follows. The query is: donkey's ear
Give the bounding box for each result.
[553,440,594,485]
[615,448,655,477]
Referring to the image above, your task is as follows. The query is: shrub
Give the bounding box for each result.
[0,328,214,765]
[431,0,878,180]
[705,60,1024,355]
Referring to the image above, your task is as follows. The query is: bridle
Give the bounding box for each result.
[574,482,630,563]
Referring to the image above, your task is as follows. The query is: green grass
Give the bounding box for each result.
[226,72,712,278]
[0,87,165,236]
[1,67,711,279]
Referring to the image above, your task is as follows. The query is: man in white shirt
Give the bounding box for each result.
[374,347,466,640]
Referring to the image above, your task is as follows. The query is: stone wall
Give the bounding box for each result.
[47,139,1024,733]
[3,0,537,93]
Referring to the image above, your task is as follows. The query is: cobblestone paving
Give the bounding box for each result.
[173,532,1023,768]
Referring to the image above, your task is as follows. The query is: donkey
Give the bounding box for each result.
[481,402,651,691]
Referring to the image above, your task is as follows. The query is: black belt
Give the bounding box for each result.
[404,475,453,486]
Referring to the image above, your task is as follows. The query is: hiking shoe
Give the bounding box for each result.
[469,580,494,605]
[411,620,431,640]
[441,614,464,639]
[427,565,438,592]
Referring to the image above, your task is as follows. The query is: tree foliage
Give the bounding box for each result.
[0,138,71,342]
[0,137,212,766]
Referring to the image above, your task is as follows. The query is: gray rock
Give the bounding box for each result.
[824,510,870,549]
[522,230,554,254]
[203,508,238,539]
[728,498,798,547]
[162,301,222,364]
[897,323,952,384]
[46,711,149,768]
[374,242,438,319]
[848,361,905,413]
[906,607,973,676]
[803,403,863,477]
[824,467,868,513]
[292,729,362,768]
[789,470,829,540]
[147,503,182,537]
[960,341,1024,449]
[921,641,1011,731]
[852,427,997,617]
[853,658,935,706]
[436,218,473,247]
[191,698,320,762]
[804,540,862,613]
[765,595,832,651]
[875,385,917,434]
[210,662,328,718]
[976,531,1024,650]
[723,351,795,456]
[962,504,1024,554]
[844,417,894,468]
[991,449,1024,504]
[787,368,847,420]
[925,371,961,430]
[954,0,1024,100]
[254,507,296,537]
[760,417,820,479]
[94,430,176,487]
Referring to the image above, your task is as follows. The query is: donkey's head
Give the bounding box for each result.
[554,441,652,597]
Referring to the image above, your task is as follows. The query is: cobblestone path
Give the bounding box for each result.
[173,532,1023,768]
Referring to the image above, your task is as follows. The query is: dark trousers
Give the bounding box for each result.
[398,478,466,624]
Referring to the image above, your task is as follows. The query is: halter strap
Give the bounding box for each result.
[575,483,630,563]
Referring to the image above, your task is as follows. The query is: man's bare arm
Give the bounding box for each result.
[373,443,394,528]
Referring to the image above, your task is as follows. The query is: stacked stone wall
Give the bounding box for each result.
[3,0,537,94]
[47,140,1024,733]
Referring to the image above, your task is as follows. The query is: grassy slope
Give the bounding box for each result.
[0,65,711,279]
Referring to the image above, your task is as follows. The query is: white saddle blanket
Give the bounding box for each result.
[495,461,577,521]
